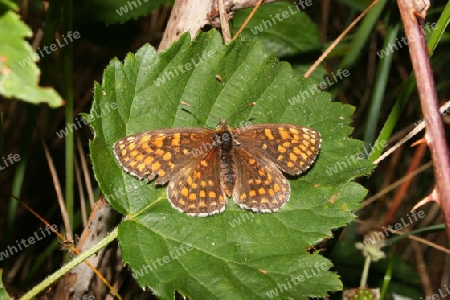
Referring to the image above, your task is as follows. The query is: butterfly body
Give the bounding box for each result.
[213,120,236,198]
[113,120,321,217]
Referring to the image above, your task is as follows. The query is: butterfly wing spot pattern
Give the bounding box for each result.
[113,120,321,217]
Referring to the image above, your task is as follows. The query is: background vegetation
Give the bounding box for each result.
[0,0,449,298]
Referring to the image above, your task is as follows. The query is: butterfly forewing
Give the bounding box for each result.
[113,128,212,184]
[233,124,321,176]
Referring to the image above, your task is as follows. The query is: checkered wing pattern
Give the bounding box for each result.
[113,128,212,185]
[232,146,290,212]
[113,119,321,216]
[167,148,226,216]
[234,124,321,176]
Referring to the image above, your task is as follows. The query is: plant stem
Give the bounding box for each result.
[396,0,450,239]
[20,227,118,300]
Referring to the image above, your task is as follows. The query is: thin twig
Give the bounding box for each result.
[382,142,427,227]
[74,149,87,225]
[408,234,450,255]
[218,0,231,43]
[40,136,73,241]
[412,240,433,295]
[360,161,433,210]
[76,135,95,208]
[304,0,381,78]
[397,0,450,239]
[21,226,120,300]
[8,193,122,300]
[374,100,450,164]
[232,0,263,40]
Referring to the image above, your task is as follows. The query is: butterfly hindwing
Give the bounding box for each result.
[232,146,290,212]
[167,147,226,216]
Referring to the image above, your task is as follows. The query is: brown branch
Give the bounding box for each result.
[396,0,450,239]
[209,0,277,20]
[218,0,232,43]
[158,0,277,52]
[158,0,214,52]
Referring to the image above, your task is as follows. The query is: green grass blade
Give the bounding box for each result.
[369,3,450,161]
[364,22,400,146]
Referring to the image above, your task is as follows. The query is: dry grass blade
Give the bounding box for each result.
[304,0,381,78]
[232,0,263,40]
[39,135,73,242]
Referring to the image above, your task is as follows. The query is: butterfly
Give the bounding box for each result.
[113,120,321,217]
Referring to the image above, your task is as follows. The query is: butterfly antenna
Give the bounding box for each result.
[232,101,256,119]
[180,101,211,125]
[181,101,256,125]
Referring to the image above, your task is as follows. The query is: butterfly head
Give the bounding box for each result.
[216,119,230,131]
[211,120,232,150]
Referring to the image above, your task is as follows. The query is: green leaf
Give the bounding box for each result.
[231,1,322,57]
[0,270,10,300]
[87,30,374,299]
[75,0,173,25]
[0,7,63,107]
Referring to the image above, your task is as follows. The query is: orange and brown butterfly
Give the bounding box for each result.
[113,118,321,217]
